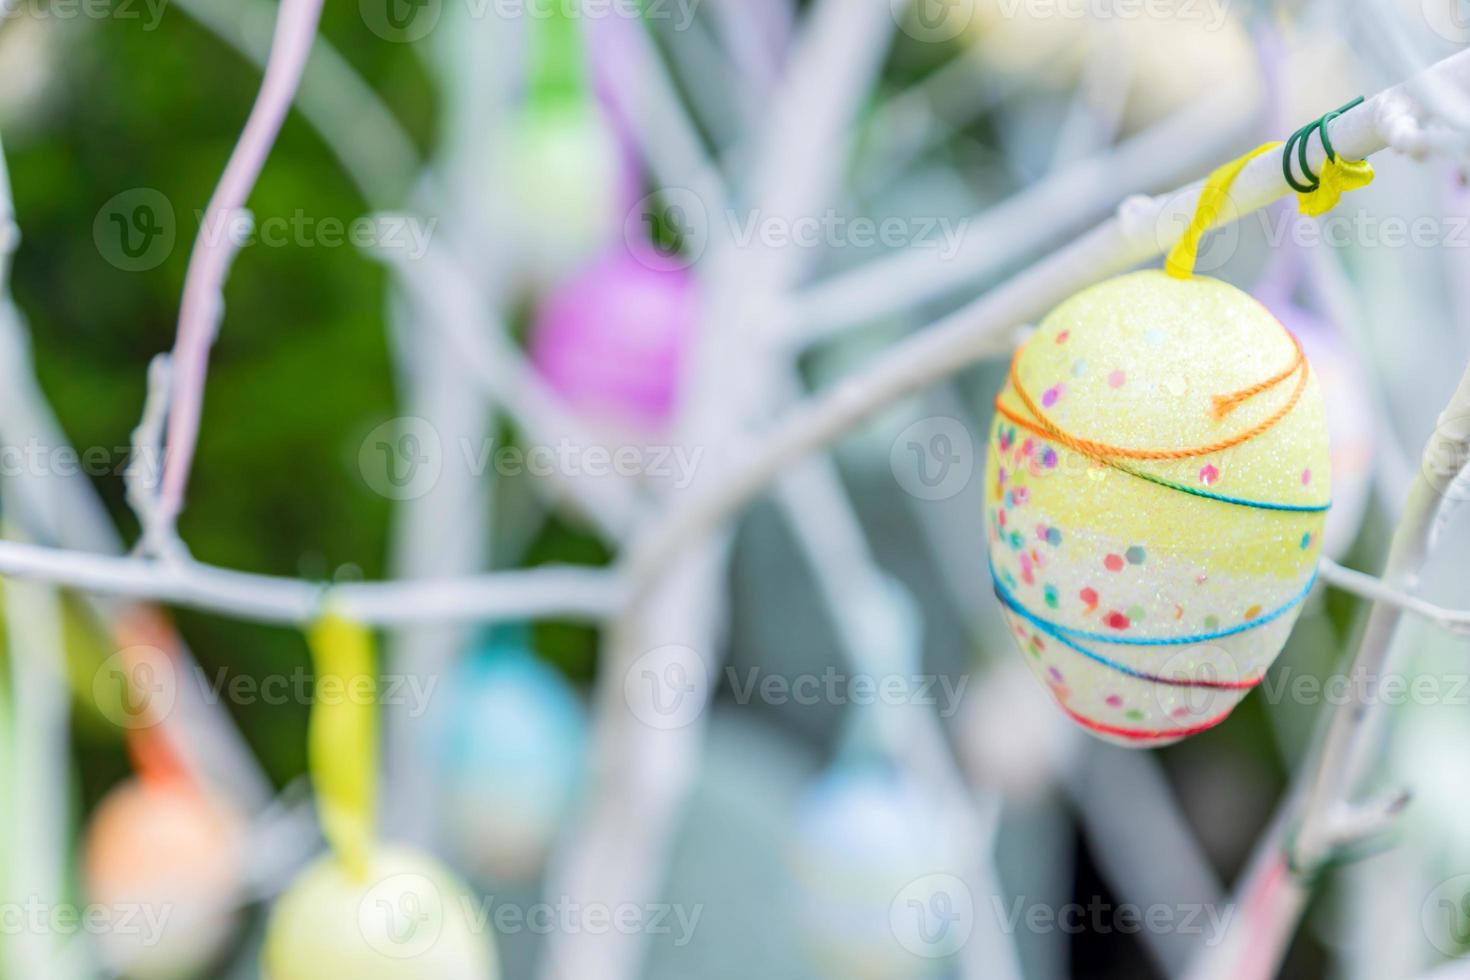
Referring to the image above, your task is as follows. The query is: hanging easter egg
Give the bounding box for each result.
[501,100,624,284]
[790,765,968,978]
[84,777,244,980]
[985,269,1329,747]
[262,846,498,980]
[497,1,627,286]
[439,645,587,881]
[1263,298,1374,560]
[530,248,696,435]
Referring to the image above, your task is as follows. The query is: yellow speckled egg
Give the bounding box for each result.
[262,846,499,980]
[984,270,1329,747]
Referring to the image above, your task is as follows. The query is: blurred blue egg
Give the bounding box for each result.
[790,764,961,980]
[438,642,587,881]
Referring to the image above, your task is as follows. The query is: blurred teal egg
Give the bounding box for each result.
[438,647,587,881]
[789,765,960,980]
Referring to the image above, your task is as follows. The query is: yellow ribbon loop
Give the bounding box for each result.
[306,613,378,881]
[1165,142,1281,280]
[1296,155,1375,217]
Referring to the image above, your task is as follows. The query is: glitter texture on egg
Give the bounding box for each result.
[984,269,1329,747]
[1266,299,1374,560]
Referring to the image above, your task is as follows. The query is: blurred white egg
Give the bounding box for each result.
[789,764,966,979]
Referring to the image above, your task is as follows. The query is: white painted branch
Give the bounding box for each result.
[783,50,1259,347]
[155,0,326,541]
[0,538,622,627]
[370,241,644,539]
[624,47,1470,597]
[171,0,419,208]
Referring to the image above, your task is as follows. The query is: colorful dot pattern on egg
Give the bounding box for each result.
[983,270,1330,746]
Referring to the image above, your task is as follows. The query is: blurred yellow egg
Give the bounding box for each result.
[262,846,499,980]
[984,270,1328,746]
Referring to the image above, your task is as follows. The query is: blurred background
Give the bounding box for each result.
[3,0,1470,977]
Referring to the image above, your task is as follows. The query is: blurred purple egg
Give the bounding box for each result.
[530,248,697,434]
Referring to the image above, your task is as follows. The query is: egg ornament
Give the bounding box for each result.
[1262,297,1374,560]
[438,644,587,881]
[83,777,245,980]
[789,765,968,979]
[529,247,697,437]
[499,99,625,286]
[262,845,498,980]
[985,269,1329,747]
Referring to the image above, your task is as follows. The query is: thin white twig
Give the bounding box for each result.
[154,0,326,543]
[171,0,418,208]
[1318,557,1470,635]
[782,76,1261,347]
[370,240,644,539]
[623,48,1470,598]
[0,538,623,627]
